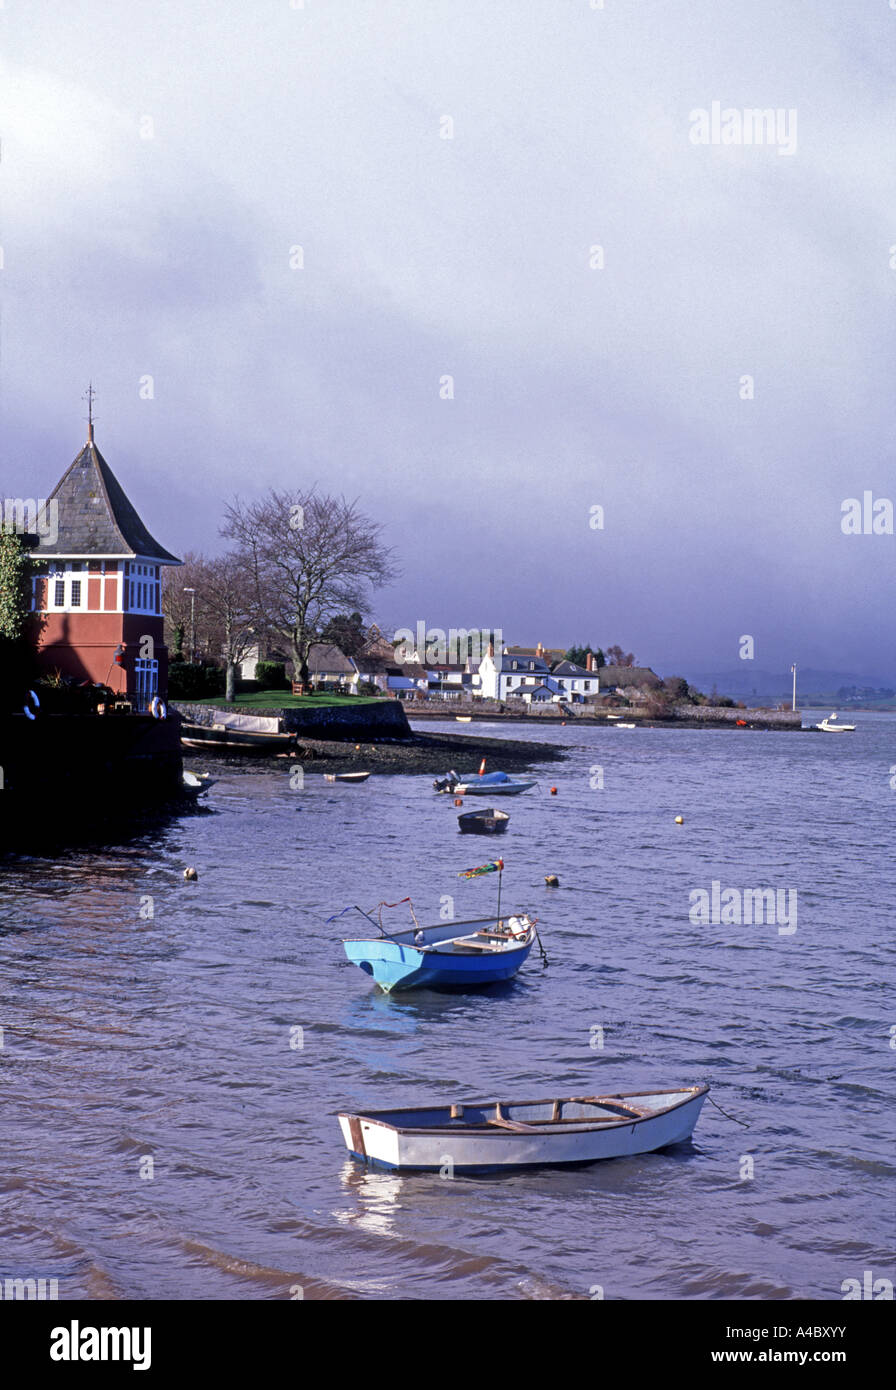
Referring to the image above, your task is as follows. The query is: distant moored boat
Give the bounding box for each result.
[815,712,856,732]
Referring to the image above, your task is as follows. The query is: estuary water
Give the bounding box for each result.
[1,715,894,1300]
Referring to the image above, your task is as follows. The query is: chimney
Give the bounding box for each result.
[536,642,544,657]
[586,652,593,672]
[487,642,494,658]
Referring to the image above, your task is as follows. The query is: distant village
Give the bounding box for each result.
[228,632,692,714]
[0,416,719,719]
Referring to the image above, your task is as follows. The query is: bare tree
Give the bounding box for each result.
[222,488,397,688]
[198,553,258,701]
[605,644,636,668]
[162,551,206,659]
[162,551,256,697]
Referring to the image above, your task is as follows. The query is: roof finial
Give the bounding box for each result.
[84,382,96,444]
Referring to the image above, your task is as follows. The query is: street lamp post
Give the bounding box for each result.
[184,588,196,663]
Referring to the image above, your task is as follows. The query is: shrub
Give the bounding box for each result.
[254,660,289,690]
[168,662,226,699]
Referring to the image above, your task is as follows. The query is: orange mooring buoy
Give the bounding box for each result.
[454,797,464,806]
[550,786,558,795]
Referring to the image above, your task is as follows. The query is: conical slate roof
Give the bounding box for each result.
[37,436,181,563]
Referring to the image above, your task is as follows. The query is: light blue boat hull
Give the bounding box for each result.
[343,921,534,993]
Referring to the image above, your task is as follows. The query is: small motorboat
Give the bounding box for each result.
[182,770,216,797]
[342,914,538,992]
[455,715,472,722]
[434,770,536,797]
[610,722,636,729]
[324,771,372,783]
[458,807,510,835]
[815,713,856,732]
[338,1085,710,1170]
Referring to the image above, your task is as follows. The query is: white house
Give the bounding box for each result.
[477,645,551,700]
[549,659,599,701]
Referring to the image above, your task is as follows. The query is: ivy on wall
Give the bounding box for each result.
[0,526,30,643]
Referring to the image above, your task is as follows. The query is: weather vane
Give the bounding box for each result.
[83,382,96,441]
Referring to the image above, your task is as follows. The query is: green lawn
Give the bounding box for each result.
[189,690,389,709]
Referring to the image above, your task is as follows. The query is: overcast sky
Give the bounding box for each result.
[1,1,893,678]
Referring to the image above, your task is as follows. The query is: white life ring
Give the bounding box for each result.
[150,696,167,720]
[23,689,40,720]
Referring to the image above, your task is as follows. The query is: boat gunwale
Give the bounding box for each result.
[338,1084,709,1135]
[342,914,530,944]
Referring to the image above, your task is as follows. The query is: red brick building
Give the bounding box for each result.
[29,423,181,703]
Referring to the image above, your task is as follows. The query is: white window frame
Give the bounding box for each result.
[126,561,161,615]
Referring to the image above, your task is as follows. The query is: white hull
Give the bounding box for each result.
[454,781,536,796]
[339,1086,708,1170]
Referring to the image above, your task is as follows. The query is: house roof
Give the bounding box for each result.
[307,643,355,675]
[599,666,661,688]
[551,660,592,676]
[360,626,396,661]
[504,645,566,665]
[354,654,391,675]
[499,654,549,673]
[33,436,181,563]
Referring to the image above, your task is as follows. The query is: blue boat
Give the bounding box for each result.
[343,914,538,992]
[433,770,537,796]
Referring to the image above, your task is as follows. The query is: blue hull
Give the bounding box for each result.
[343,936,534,993]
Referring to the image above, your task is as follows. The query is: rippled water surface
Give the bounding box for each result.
[2,716,894,1299]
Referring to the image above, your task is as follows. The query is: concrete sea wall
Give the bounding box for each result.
[174,698,413,741]
[406,700,802,729]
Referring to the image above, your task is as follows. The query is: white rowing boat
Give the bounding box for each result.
[338,1085,709,1170]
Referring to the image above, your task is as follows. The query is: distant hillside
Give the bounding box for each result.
[688,669,896,701]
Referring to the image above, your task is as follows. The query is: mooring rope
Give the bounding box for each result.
[707,1093,749,1128]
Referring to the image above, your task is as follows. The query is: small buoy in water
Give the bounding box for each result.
[550,786,557,795]
[544,874,560,887]
[454,797,464,806]
[674,815,684,825]
[561,720,566,725]
[184,867,198,881]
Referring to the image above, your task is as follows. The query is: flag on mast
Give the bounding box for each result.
[458,858,504,879]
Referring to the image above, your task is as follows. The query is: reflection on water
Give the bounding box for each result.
[1,716,894,1298]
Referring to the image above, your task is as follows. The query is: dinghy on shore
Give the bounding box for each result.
[182,770,216,797]
[338,1085,709,1170]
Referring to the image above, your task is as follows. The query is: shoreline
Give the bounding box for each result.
[184,729,568,777]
